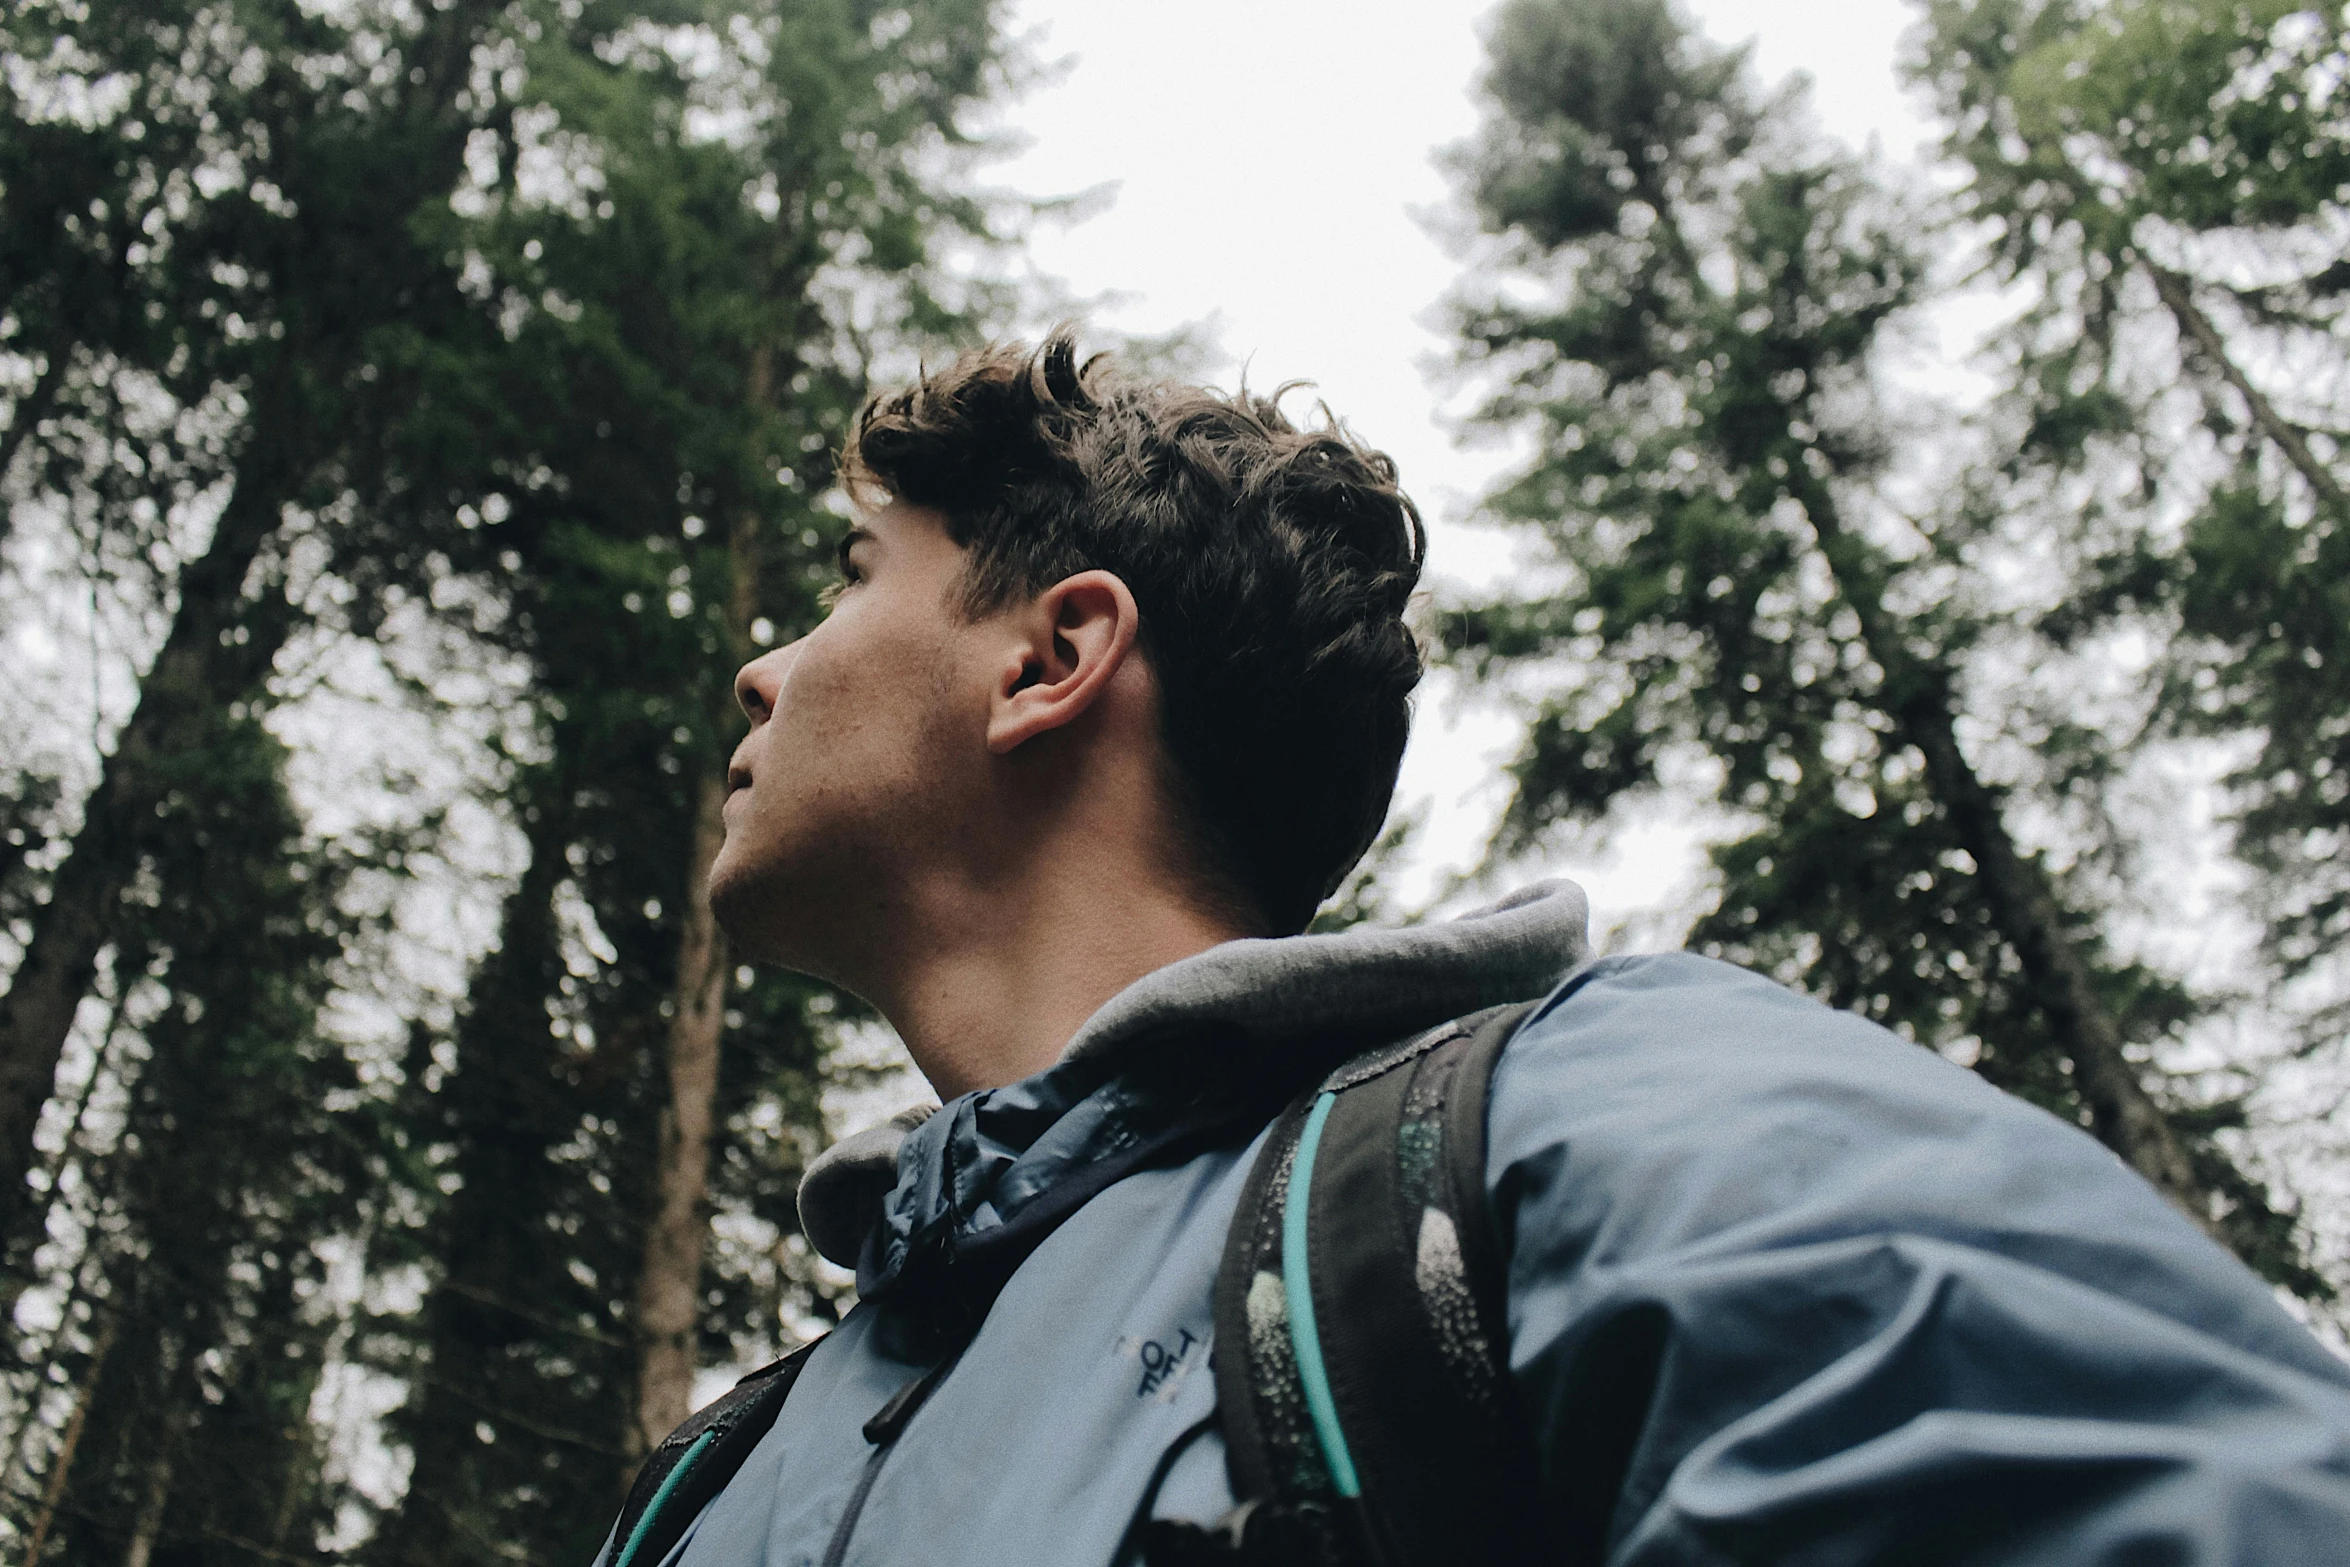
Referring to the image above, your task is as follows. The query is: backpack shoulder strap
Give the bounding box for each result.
[1163,1000,1546,1567]
[603,1335,825,1567]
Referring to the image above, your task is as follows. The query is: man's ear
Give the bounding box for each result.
[985,571,1142,755]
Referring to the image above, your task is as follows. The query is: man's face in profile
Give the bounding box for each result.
[708,500,980,972]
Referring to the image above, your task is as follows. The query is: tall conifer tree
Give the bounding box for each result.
[1439,0,2319,1287]
[1912,0,2350,1044]
[4,0,1022,1559]
[0,0,523,1259]
[2,710,392,1564]
[362,0,1017,1558]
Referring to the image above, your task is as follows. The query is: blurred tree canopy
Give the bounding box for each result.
[1914,0,2350,1037]
[0,0,1021,1560]
[1442,0,2347,1299]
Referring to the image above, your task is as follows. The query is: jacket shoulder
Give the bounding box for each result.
[1482,952,2350,1562]
[1486,950,2341,1380]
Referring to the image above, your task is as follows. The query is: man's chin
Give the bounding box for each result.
[706,850,776,954]
[707,851,834,978]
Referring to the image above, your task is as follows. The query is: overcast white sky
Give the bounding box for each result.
[987,0,1944,925]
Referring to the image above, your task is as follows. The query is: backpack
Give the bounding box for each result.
[1137,999,1545,1566]
[601,1000,1545,1567]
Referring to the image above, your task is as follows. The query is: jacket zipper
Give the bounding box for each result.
[816,1351,961,1567]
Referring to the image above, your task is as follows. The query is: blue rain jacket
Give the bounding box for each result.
[608,884,2350,1565]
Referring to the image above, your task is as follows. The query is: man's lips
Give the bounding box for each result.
[725,765,753,798]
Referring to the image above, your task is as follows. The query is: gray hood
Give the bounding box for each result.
[797,880,1589,1273]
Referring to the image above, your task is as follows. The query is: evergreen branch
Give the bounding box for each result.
[406,1368,629,1458]
[2144,258,2350,524]
[433,1279,631,1350]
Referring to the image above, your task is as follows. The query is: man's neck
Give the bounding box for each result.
[864,877,1249,1101]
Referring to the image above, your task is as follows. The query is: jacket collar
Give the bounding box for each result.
[798,881,1592,1315]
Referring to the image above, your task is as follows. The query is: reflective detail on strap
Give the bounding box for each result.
[615,1427,717,1567]
[1281,1090,1362,1499]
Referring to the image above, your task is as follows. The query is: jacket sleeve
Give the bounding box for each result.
[1487,952,2350,1565]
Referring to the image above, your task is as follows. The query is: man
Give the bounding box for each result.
[617,330,2350,1565]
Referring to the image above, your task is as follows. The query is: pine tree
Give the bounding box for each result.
[362,0,1018,1556]
[0,0,243,547]
[1911,0,2350,1049]
[4,708,392,1565]
[5,0,1022,1559]
[0,0,526,1262]
[1439,0,2319,1287]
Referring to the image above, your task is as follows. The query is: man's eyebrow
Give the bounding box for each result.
[835,525,874,575]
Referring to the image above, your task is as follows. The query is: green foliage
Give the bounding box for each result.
[2,0,1022,1559]
[1914,2,2350,1055]
[1918,0,2350,253]
[1442,0,2323,1292]
[2174,479,2350,990]
[362,784,646,1567]
[1447,0,1936,934]
[348,0,1019,1560]
[28,706,401,1561]
[1463,0,1756,253]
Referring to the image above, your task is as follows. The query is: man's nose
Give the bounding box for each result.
[734,640,800,726]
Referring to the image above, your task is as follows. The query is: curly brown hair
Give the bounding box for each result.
[841,327,1426,936]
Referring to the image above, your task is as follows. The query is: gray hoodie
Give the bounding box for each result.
[614,881,2350,1566]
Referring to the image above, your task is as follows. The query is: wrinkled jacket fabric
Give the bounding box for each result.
[612,882,2350,1566]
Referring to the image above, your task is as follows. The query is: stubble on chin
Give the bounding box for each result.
[705,809,785,949]
[707,828,844,982]
[705,849,743,928]
[704,850,758,957]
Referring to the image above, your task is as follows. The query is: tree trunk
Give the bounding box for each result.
[1901,690,2213,1207]
[268,1432,314,1555]
[372,810,574,1567]
[628,369,770,1453]
[0,987,128,1328]
[18,1307,118,1566]
[627,771,733,1456]
[0,422,298,1254]
[1790,470,2223,1235]
[120,1410,178,1567]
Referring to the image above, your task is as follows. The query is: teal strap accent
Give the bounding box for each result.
[1283,1091,1362,1499]
[616,1427,718,1567]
